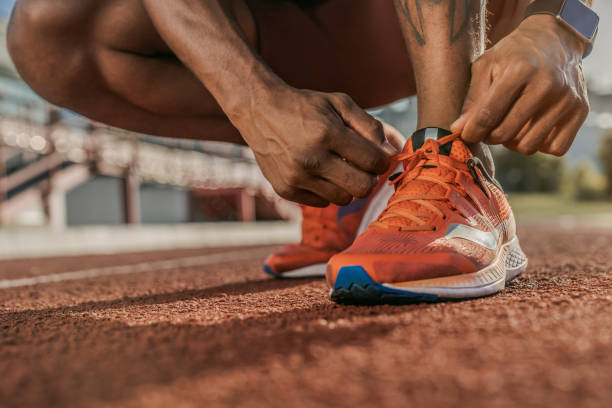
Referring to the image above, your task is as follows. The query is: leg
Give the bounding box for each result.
[7,0,253,144]
[391,0,526,175]
[393,0,483,129]
[7,0,414,144]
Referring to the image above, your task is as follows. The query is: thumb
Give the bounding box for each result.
[451,61,490,137]
[381,121,405,153]
[450,113,469,134]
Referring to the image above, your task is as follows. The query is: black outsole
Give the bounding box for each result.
[330,265,439,305]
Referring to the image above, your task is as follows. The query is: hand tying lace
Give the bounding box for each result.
[371,133,473,232]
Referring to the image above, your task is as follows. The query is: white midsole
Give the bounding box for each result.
[382,236,528,299]
[279,263,326,278]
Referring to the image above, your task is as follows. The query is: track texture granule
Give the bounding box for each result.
[0,226,611,408]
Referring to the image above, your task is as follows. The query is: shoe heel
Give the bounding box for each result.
[505,237,528,282]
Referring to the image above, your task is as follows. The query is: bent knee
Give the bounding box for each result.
[8,0,98,105]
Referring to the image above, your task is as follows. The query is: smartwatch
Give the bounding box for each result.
[523,0,599,58]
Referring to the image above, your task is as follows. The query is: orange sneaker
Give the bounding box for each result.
[263,166,398,279]
[327,128,528,303]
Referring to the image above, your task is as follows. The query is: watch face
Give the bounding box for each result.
[560,0,599,41]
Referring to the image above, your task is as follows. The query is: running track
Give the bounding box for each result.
[0,225,611,408]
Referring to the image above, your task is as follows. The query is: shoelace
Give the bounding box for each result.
[372,133,473,232]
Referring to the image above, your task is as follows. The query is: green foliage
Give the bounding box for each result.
[597,130,612,196]
[492,147,564,193]
[567,161,607,201]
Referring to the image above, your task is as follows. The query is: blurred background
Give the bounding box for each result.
[0,0,610,258]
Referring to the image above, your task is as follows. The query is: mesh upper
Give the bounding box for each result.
[376,137,475,229]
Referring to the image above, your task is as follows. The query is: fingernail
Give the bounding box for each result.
[382,141,400,155]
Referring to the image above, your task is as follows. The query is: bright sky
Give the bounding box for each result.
[0,0,14,18]
[0,0,609,91]
[582,2,612,93]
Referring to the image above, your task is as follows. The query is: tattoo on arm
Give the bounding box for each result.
[396,0,475,45]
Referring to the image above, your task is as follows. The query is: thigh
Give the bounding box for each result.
[247,0,415,108]
[68,0,414,111]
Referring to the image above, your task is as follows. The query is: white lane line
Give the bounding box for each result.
[0,247,271,289]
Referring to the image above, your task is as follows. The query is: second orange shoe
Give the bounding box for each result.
[263,165,399,279]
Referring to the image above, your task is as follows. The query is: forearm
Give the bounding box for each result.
[392,0,484,129]
[142,0,285,121]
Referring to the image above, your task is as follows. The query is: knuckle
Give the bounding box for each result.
[550,148,565,157]
[362,156,378,171]
[356,177,376,198]
[518,143,538,156]
[581,100,590,117]
[475,107,498,129]
[517,59,538,75]
[334,92,352,105]
[285,167,303,185]
[366,154,388,173]
[509,61,533,78]
[488,128,506,143]
[334,193,353,206]
[567,92,582,107]
[300,153,323,173]
[471,57,486,73]
[548,143,567,157]
[368,119,385,142]
[538,75,557,93]
[274,183,295,200]
[313,125,332,144]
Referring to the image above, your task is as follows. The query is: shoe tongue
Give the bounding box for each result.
[409,127,453,155]
[404,127,473,163]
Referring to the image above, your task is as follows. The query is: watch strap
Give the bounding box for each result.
[524,0,564,18]
[524,0,596,58]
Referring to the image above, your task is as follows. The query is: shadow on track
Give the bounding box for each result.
[0,280,435,408]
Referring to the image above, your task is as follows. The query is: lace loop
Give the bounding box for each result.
[372,133,473,232]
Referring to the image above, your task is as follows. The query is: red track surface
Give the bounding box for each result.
[1,225,611,408]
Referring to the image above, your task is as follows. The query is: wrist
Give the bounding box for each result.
[520,14,586,60]
[222,67,290,124]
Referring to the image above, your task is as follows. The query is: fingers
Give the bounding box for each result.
[328,125,391,175]
[274,178,352,207]
[540,105,588,157]
[275,185,329,208]
[451,58,492,134]
[381,121,406,152]
[507,98,574,155]
[330,93,399,156]
[298,177,353,206]
[278,156,376,206]
[276,158,354,206]
[460,69,525,144]
[317,156,378,199]
[485,83,565,148]
[499,88,588,157]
